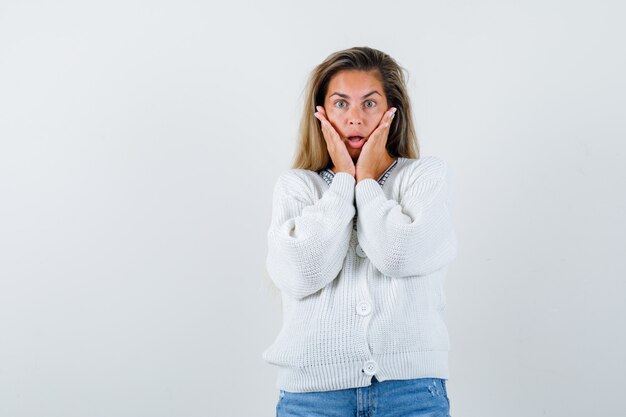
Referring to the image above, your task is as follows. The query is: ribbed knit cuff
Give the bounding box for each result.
[330,172,356,202]
[355,178,385,208]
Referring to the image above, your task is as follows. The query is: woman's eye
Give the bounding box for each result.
[365,100,376,108]
[334,100,346,108]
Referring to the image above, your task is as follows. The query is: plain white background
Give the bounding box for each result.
[1,1,624,416]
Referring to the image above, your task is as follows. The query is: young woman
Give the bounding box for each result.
[262,46,458,417]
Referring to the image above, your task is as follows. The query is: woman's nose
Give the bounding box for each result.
[347,108,363,125]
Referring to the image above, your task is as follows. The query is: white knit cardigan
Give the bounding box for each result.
[262,155,458,392]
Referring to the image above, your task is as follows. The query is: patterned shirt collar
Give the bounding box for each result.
[318,159,399,187]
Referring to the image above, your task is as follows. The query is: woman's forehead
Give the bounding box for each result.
[327,69,384,97]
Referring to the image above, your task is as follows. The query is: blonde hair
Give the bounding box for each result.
[292,46,420,170]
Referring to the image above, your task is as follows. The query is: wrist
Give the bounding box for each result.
[356,173,376,182]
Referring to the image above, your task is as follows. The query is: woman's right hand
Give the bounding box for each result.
[314,106,356,177]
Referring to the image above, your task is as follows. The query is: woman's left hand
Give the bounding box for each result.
[355,107,397,183]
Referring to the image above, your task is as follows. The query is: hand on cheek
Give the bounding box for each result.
[314,106,356,176]
[355,107,397,182]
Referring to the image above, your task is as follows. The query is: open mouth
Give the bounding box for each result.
[346,136,366,148]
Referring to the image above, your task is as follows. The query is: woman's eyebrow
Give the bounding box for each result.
[329,90,382,99]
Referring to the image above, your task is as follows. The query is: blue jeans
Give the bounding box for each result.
[276,376,451,417]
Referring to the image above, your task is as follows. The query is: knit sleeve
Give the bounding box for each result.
[266,170,356,300]
[355,157,458,278]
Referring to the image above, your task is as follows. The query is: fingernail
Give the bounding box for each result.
[383,122,389,128]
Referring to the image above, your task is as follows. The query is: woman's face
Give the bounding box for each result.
[323,69,389,161]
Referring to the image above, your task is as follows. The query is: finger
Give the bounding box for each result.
[315,112,341,144]
[314,110,331,132]
[365,108,396,146]
[371,108,396,137]
[314,106,325,120]
[381,107,397,129]
[315,105,327,118]
[319,108,338,134]
[314,106,333,127]
[315,110,336,133]
[313,111,326,124]
[372,109,394,135]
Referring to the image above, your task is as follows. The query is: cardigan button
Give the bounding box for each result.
[356,301,372,316]
[355,244,367,258]
[363,360,378,375]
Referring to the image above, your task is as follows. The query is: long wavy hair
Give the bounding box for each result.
[291,46,419,170]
